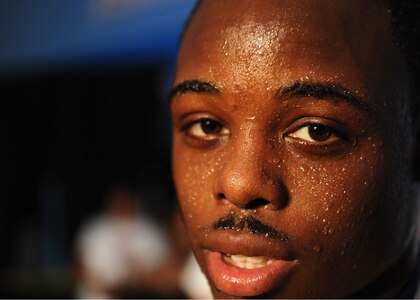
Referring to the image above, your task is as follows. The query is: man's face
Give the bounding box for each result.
[171,0,419,298]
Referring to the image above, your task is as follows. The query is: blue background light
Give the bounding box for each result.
[1,1,199,298]
[0,0,196,72]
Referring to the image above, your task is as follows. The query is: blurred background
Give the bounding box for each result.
[0,0,212,298]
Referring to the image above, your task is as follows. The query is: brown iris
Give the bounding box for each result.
[308,124,332,141]
[200,119,223,134]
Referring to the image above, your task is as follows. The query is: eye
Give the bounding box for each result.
[184,118,229,140]
[288,123,337,143]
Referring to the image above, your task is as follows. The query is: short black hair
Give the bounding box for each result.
[180,0,420,111]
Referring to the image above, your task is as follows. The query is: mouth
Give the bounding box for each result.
[206,250,296,297]
[223,253,276,269]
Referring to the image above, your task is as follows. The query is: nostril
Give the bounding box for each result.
[246,198,270,209]
[217,193,226,200]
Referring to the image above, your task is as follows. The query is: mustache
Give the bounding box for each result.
[212,214,290,242]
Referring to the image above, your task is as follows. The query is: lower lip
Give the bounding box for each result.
[205,251,295,297]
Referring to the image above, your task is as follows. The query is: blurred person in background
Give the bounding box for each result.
[179,250,213,299]
[1,1,200,298]
[153,204,213,299]
[74,184,169,298]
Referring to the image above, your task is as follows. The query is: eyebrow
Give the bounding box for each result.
[169,79,370,111]
[276,81,370,111]
[168,79,220,101]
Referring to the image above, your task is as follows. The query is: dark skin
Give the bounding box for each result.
[170,0,420,298]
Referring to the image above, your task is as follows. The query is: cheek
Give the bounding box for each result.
[282,153,380,251]
[283,142,410,272]
[173,140,225,239]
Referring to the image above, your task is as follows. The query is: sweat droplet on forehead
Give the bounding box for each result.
[217,19,289,87]
[222,20,286,56]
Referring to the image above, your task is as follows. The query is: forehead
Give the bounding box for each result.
[182,0,390,55]
[176,0,406,101]
[186,0,376,48]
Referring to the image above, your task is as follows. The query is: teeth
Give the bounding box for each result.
[247,256,265,263]
[223,254,275,269]
[231,254,246,262]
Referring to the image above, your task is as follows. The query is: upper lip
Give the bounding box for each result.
[212,214,290,242]
[200,229,297,261]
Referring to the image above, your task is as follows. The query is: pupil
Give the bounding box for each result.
[201,119,221,134]
[308,124,331,141]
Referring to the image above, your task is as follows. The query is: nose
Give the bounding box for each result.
[213,134,288,210]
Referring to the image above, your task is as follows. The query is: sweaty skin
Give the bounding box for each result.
[171,0,420,298]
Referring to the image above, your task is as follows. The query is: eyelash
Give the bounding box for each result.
[284,121,350,154]
[181,118,229,146]
[287,123,342,143]
[181,117,349,152]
